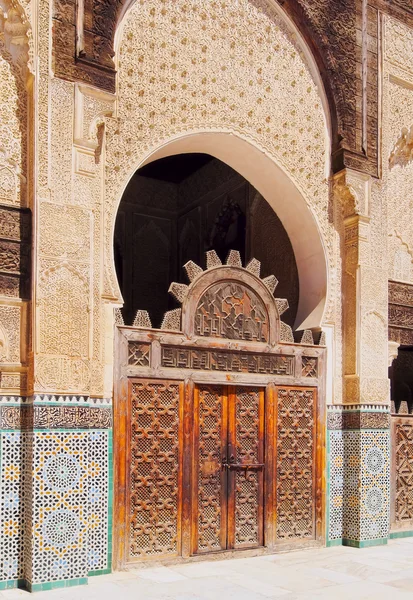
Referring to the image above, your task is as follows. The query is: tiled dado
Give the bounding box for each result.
[0,399,112,592]
[327,405,391,548]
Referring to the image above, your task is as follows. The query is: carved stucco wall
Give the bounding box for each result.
[34,76,115,396]
[0,1,32,396]
[104,0,343,402]
[107,0,335,299]
[383,17,413,285]
[33,0,346,400]
[0,57,23,206]
[33,0,116,395]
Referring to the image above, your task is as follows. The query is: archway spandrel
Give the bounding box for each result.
[103,0,334,325]
[111,0,329,195]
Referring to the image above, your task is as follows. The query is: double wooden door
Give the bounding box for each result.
[193,385,265,553]
[124,378,318,563]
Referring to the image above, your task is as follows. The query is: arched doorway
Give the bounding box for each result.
[114,153,299,329]
[113,149,327,567]
[109,132,329,332]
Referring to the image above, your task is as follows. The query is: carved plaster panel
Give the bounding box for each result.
[104,0,332,304]
[383,18,413,287]
[384,18,413,75]
[38,263,90,358]
[35,356,91,393]
[0,304,21,363]
[74,83,115,148]
[0,54,24,206]
[38,202,92,261]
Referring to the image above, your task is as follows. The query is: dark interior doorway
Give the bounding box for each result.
[390,347,413,414]
[114,153,299,328]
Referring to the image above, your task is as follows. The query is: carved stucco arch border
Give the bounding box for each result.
[104,0,335,332]
[106,130,330,332]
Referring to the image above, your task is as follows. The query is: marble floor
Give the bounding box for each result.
[3,538,413,599]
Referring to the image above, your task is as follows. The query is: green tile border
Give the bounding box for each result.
[89,568,112,577]
[0,579,25,590]
[390,530,413,539]
[26,577,88,592]
[0,578,88,592]
[343,537,388,548]
[326,538,343,547]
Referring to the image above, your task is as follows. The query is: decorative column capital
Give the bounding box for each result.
[388,340,400,367]
[333,168,372,219]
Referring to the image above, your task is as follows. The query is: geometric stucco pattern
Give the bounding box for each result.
[105,0,334,302]
[103,0,343,401]
[383,17,413,286]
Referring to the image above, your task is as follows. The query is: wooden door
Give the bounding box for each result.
[192,384,265,554]
[391,416,413,532]
[127,379,183,560]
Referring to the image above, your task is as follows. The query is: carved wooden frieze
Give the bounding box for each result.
[160,346,295,376]
[389,281,413,345]
[0,207,31,298]
[389,305,413,329]
[194,282,268,342]
[389,281,413,307]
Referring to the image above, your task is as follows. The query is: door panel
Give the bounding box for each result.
[128,379,181,559]
[194,385,227,553]
[229,387,264,549]
[276,387,316,541]
[193,385,264,554]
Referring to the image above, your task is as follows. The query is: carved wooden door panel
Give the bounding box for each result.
[193,385,227,553]
[192,384,264,554]
[228,386,265,549]
[391,416,413,531]
[128,379,182,560]
[275,387,316,541]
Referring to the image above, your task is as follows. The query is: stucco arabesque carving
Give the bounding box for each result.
[103,0,334,309]
[0,1,32,209]
[334,168,389,404]
[0,1,32,75]
[73,83,116,178]
[389,124,413,169]
[388,340,400,367]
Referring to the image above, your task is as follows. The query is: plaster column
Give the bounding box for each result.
[327,169,391,548]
